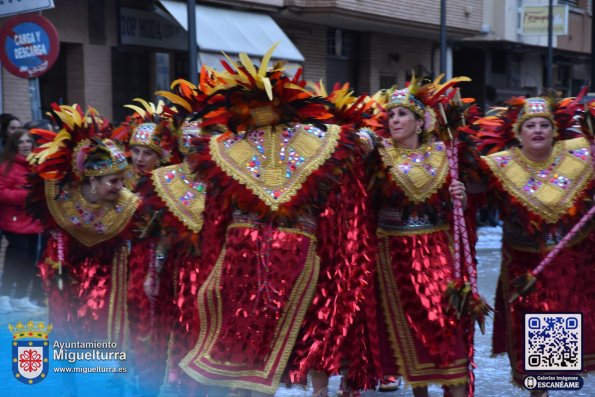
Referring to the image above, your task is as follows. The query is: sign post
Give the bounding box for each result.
[0,14,60,120]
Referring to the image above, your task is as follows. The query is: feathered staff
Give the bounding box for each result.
[509,91,595,302]
[430,76,493,334]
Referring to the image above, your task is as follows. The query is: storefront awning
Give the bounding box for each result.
[159,1,304,63]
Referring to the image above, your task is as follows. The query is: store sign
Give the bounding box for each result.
[0,0,54,18]
[0,14,60,79]
[521,5,569,35]
[120,7,187,51]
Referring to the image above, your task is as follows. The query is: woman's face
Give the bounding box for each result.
[131,145,160,174]
[519,117,554,156]
[7,119,21,135]
[17,133,33,157]
[91,171,126,202]
[388,107,423,148]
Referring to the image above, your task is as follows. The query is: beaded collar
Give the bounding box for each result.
[45,181,139,246]
[152,162,206,233]
[379,138,449,203]
[484,137,593,223]
[210,123,341,211]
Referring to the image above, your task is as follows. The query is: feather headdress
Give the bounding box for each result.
[310,81,383,131]
[112,98,175,162]
[154,70,223,159]
[372,73,471,141]
[199,43,333,133]
[472,87,588,155]
[28,104,126,181]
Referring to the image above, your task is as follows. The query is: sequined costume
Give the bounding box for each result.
[174,48,373,394]
[482,137,595,385]
[126,159,220,396]
[27,105,139,343]
[40,181,138,342]
[364,78,483,394]
[370,138,474,389]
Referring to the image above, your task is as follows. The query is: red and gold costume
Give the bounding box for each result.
[368,80,480,392]
[126,78,222,395]
[28,105,139,343]
[475,95,595,386]
[175,49,374,394]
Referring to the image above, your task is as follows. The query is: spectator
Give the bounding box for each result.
[0,113,22,150]
[0,129,43,313]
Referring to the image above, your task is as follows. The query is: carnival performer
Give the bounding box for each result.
[27,104,139,344]
[112,99,174,188]
[176,46,374,397]
[368,76,481,397]
[126,76,223,397]
[474,94,595,397]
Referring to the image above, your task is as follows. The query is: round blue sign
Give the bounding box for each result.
[0,14,59,79]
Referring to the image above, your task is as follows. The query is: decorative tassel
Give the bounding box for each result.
[508,272,537,303]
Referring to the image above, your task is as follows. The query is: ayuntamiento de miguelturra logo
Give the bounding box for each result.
[8,321,52,385]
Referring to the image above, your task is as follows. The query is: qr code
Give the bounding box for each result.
[525,313,582,371]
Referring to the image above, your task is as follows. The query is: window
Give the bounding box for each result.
[327,29,355,58]
[379,75,397,89]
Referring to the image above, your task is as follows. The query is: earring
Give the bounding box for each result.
[91,185,97,194]
[415,126,422,135]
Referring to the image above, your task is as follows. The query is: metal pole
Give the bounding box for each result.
[29,78,42,121]
[187,0,198,85]
[546,0,553,88]
[440,0,447,75]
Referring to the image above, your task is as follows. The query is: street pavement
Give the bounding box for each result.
[0,227,592,396]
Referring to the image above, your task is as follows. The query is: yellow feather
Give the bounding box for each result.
[258,42,279,77]
[124,104,146,118]
[170,79,196,90]
[262,77,273,101]
[239,52,257,80]
[33,130,71,164]
[154,91,192,113]
[156,100,164,115]
[133,98,154,114]
[222,52,240,71]
[53,108,74,130]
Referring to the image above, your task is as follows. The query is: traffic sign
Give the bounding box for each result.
[0,0,54,18]
[0,13,60,79]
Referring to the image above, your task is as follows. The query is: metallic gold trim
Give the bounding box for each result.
[180,228,320,393]
[152,162,206,234]
[377,224,449,237]
[210,124,341,211]
[108,245,129,344]
[484,138,593,224]
[378,141,449,203]
[45,181,139,247]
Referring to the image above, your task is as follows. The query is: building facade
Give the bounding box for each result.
[2,0,589,123]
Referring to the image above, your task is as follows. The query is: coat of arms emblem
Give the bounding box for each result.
[8,321,52,385]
